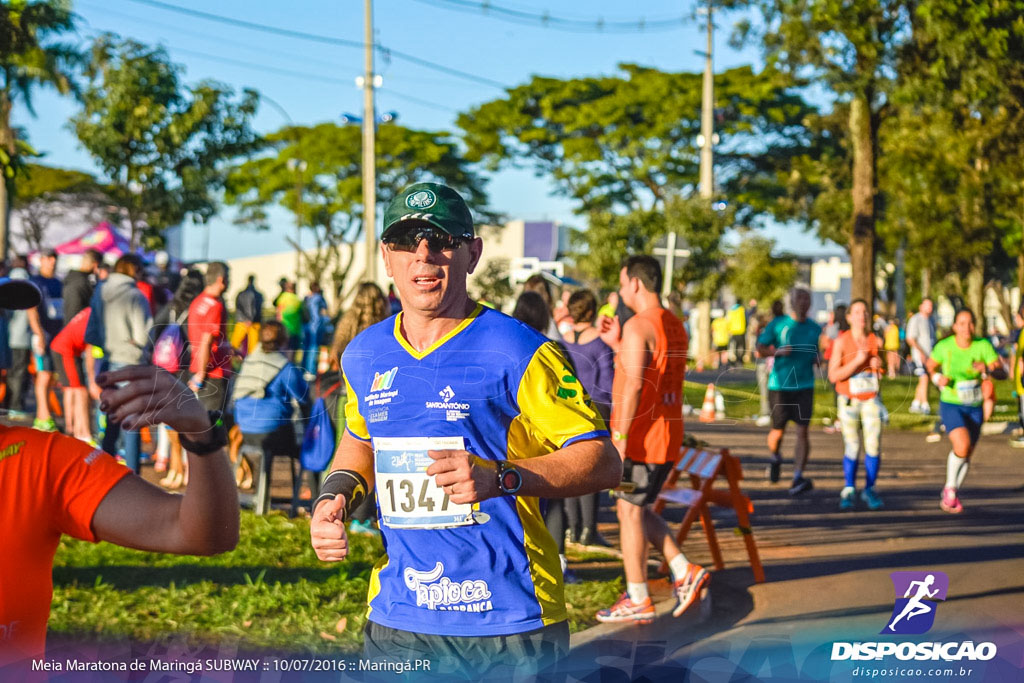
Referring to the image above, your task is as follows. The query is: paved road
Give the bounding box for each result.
[566,422,1024,682]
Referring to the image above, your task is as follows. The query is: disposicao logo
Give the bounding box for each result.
[831,570,997,663]
[371,367,398,392]
[883,571,948,635]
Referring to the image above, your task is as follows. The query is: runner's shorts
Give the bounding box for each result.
[939,401,983,445]
[769,388,815,428]
[51,350,84,388]
[611,458,675,506]
[362,619,568,681]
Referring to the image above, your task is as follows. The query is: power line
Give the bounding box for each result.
[409,0,689,33]
[119,0,507,89]
[80,26,456,113]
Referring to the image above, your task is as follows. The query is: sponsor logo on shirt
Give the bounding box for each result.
[425,385,470,421]
[84,448,103,465]
[366,367,400,407]
[0,440,25,464]
[369,407,389,423]
[371,367,398,392]
[404,562,493,613]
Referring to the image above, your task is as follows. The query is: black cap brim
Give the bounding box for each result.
[0,278,42,310]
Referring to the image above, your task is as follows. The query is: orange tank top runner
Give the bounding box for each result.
[612,308,689,464]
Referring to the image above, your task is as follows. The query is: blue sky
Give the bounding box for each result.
[16,0,837,260]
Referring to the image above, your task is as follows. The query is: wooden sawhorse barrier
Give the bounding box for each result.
[653,447,766,583]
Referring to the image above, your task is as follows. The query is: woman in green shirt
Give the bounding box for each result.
[925,309,1006,514]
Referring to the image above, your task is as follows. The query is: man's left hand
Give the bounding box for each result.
[426,450,498,504]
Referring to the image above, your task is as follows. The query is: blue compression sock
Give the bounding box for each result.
[843,454,858,489]
[865,454,880,489]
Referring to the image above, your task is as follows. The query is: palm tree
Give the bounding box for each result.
[0,0,80,260]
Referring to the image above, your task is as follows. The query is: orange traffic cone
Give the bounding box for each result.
[699,384,716,423]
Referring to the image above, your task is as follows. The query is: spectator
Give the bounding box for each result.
[49,307,97,443]
[386,283,402,315]
[301,282,329,377]
[561,289,614,548]
[151,268,205,488]
[27,249,63,431]
[232,274,264,358]
[3,255,32,417]
[187,261,233,413]
[907,299,937,415]
[62,248,101,322]
[522,273,561,339]
[884,317,902,379]
[275,280,303,353]
[100,255,152,473]
[727,301,748,364]
[231,320,310,507]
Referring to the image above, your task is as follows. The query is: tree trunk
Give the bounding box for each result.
[921,267,931,304]
[966,257,985,334]
[848,94,876,307]
[1018,249,1024,304]
[0,176,9,261]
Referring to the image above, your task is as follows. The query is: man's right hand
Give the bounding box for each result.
[310,495,349,562]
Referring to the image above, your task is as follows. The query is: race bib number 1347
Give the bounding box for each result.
[373,436,476,529]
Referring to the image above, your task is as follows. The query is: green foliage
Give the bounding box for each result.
[727,235,798,305]
[224,121,490,296]
[71,35,260,249]
[569,209,666,290]
[470,257,515,308]
[667,197,733,301]
[459,64,815,222]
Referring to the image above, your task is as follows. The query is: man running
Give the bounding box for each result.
[926,308,1005,513]
[595,255,707,625]
[907,299,936,414]
[0,277,238,671]
[757,287,822,496]
[308,182,620,679]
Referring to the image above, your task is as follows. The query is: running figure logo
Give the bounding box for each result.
[882,571,949,635]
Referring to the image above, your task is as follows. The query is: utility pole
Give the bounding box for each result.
[362,0,377,282]
[694,0,715,370]
[287,158,307,280]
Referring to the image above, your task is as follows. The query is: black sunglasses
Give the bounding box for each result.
[384,227,468,253]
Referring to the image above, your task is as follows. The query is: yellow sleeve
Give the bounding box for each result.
[514,341,608,452]
[343,372,370,441]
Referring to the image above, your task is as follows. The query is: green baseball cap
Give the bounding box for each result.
[382,182,475,240]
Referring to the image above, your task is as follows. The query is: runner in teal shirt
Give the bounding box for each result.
[756,288,822,496]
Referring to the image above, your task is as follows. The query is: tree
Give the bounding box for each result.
[10,162,109,250]
[470,258,515,309]
[459,64,815,222]
[225,121,491,303]
[727,234,798,306]
[880,0,1024,327]
[737,0,911,305]
[0,0,80,260]
[71,35,259,249]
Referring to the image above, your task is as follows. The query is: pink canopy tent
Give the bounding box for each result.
[54,222,132,257]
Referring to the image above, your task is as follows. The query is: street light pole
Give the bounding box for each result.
[286,158,307,280]
[694,0,715,370]
[362,0,377,283]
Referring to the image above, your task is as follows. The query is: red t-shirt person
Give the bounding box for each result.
[188,292,231,379]
[50,307,90,358]
[0,427,130,667]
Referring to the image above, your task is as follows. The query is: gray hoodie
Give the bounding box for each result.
[102,272,152,365]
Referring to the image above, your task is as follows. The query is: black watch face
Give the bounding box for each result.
[500,468,521,493]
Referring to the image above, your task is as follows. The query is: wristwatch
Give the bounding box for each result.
[177,410,228,456]
[496,461,523,495]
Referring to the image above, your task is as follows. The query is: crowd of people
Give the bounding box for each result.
[2,180,1020,677]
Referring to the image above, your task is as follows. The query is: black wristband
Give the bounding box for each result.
[313,469,369,520]
[177,410,228,456]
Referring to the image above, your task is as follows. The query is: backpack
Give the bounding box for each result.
[152,310,189,373]
[300,397,336,473]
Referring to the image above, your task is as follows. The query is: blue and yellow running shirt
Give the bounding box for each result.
[341,304,608,637]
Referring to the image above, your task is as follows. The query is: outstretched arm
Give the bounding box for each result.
[91,366,239,555]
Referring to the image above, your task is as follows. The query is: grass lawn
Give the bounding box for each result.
[50,511,625,653]
[683,374,1020,431]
